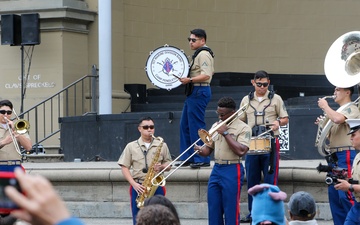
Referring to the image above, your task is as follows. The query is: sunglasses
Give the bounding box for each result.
[216,110,233,117]
[140,125,155,130]
[255,82,269,88]
[187,37,200,43]
[0,110,12,115]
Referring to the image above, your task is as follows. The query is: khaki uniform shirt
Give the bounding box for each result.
[117,137,172,181]
[190,48,214,83]
[351,153,360,201]
[208,118,251,160]
[329,103,360,149]
[0,126,29,161]
[239,90,288,136]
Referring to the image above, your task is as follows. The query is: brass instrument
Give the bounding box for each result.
[151,103,249,186]
[314,95,336,156]
[318,31,360,156]
[5,109,30,156]
[136,135,165,208]
[324,31,360,88]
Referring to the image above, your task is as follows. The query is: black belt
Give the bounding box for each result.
[0,160,21,166]
[193,83,210,86]
[215,159,242,165]
[330,146,356,153]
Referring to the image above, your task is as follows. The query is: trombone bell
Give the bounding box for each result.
[198,129,213,146]
[14,119,30,134]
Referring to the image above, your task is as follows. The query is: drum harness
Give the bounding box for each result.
[248,91,276,174]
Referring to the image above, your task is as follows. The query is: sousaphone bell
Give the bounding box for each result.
[324,31,360,88]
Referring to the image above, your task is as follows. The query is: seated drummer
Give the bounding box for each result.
[238,70,289,223]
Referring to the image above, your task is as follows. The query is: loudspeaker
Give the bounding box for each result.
[1,14,21,46]
[21,13,40,45]
[124,84,147,104]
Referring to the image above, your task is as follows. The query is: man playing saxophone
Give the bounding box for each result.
[117,116,172,225]
[316,86,360,225]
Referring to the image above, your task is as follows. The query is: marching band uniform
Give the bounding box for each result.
[317,87,359,225]
[239,87,288,221]
[196,97,252,225]
[118,133,172,225]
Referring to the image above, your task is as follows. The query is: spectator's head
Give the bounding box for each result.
[249,183,287,225]
[136,204,180,225]
[288,191,316,221]
[144,195,180,223]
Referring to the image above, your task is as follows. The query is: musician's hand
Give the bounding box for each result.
[154,163,162,173]
[179,77,191,85]
[271,121,280,131]
[133,183,145,195]
[216,124,228,135]
[2,135,13,145]
[318,98,329,110]
[4,117,14,129]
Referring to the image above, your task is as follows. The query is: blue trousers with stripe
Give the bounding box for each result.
[179,86,211,164]
[328,150,357,225]
[208,163,244,225]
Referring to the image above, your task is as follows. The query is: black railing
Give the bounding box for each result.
[20,65,99,153]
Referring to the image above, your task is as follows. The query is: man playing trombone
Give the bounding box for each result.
[0,100,32,164]
[194,97,251,225]
[0,99,32,225]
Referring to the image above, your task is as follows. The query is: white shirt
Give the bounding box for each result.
[289,220,318,225]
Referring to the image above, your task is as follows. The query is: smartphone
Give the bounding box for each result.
[0,172,21,213]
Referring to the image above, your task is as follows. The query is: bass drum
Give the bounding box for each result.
[145,44,189,90]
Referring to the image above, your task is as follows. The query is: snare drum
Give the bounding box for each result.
[247,136,271,155]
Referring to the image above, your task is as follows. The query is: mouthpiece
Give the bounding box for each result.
[322,95,336,99]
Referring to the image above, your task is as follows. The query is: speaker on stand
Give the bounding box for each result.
[1,14,21,46]
[21,13,40,45]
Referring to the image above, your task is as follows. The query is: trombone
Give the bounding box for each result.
[5,109,30,156]
[151,103,249,186]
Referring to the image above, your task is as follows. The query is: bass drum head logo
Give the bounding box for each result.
[145,45,189,90]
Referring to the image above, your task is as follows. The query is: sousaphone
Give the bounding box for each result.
[324,31,360,87]
[318,31,360,156]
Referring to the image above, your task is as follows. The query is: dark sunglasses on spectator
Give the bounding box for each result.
[187,37,200,43]
[140,125,155,130]
[255,82,269,87]
[0,110,12,115]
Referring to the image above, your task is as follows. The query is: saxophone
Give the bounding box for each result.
[136,135,166,208]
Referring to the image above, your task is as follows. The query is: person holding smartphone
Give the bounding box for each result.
[5,168,85,225]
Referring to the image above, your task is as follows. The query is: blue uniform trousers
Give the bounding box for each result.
[130,185,166,225]
[208,163,244,225]
[245,138,280,214]
[328,150,357,225]
[344,202,360,225]
[180,86,211,163]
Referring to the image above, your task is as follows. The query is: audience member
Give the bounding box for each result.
[136,204,180,225]
[248,183,287,225]
[144,195,179,223]
[4,168,85,225]
[288,191,318,225]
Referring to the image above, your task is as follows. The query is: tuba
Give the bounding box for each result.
[314,96,353,156]
[135,135,165,208]
[318,31,360,156]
